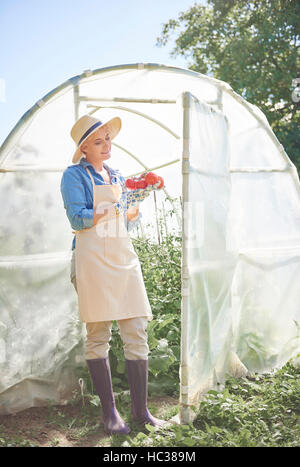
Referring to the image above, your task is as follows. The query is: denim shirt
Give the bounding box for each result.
[60,157,142,250]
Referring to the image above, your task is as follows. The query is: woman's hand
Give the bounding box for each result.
[126,204,140,222]
[93,203,121,225]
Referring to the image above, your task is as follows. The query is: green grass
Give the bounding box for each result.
[122,359,300,448]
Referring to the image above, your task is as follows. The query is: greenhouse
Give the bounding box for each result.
[0,63,299,424]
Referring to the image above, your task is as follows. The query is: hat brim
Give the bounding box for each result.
[72,116,121,164]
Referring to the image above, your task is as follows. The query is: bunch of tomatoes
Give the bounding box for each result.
[125,171,164,190]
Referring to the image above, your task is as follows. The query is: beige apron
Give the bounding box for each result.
[73,167,153,323]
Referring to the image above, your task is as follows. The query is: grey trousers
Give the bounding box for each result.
[70,249,149,360]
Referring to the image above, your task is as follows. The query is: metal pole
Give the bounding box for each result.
[161,199,168,238]
[81,96,177,104]
[179,92,192,424]
[153,191,161,245]
[73,84,79,121]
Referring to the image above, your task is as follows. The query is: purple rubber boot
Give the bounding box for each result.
[86,357,130,435]
[125,359,168,428]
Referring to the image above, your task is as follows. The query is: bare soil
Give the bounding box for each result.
[0,395,178,447]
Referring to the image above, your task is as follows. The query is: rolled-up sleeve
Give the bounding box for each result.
[126,211,143,231]
[60,168,94,231]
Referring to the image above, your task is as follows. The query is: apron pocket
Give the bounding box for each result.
[102,218,138,265]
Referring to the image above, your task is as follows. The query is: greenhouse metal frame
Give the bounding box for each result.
[0,63,299,424]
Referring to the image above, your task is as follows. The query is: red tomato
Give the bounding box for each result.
[136,178,148,189]
[145,172,159,185]
[125,179,136,189]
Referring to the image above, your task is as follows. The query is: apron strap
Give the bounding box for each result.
[85,167,95,209]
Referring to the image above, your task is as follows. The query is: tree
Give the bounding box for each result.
[156,0,300,169]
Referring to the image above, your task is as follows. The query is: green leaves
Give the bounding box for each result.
[129,232,182,394]
[116,360,126,375]
[87,395,100,407]
[126,359,300,448]
[191,361,300,446]
[149,338,177,376]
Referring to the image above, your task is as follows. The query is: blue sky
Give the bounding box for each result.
[0,0,204,146]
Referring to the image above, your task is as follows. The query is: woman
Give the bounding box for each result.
[60,114,167,435]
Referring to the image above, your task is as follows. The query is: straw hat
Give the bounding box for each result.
[70,114,121,163]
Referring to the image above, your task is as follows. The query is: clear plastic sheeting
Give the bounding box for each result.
[180,96,240,421]
[0,253,85,414]
[0,172,74,256]
[0,63,299,420]
[180,92,300,423]
[232,248,300,371]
